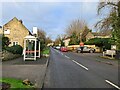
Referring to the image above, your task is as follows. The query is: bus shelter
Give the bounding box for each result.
[23,35,40,61]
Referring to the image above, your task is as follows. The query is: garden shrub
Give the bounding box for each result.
[2,36,10,49]
[85,38,112,50]
[5,45,23,55]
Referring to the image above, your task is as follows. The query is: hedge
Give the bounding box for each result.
[85,38,112,50]
[5,45,23,55]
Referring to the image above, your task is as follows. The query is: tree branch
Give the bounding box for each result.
[98,2,118,15]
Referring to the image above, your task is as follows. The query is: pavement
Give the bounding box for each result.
[43,47,119,88]
[2,56,49,89]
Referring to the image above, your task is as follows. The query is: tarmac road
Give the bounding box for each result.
[43,47,119,89]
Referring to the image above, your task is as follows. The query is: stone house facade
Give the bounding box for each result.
[86,32,111,41]
[0,26,2,35]
[63,37,70,46]
[3,17,31,47]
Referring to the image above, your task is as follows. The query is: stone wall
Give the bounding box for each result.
[86,32,95,41]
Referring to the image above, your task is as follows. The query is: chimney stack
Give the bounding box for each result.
[19,20,23,24]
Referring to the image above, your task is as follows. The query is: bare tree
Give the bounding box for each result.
[95,0,120,49]
[54,35,61,46]
[65,19,89,44]
[45,37,53,45]
[95,0,119,32]
[37,28,46,50]
[66,19,87,37]
[37,28,46,40]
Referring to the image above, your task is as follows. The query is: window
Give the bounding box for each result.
[16,42,18,45]
[12,41,19,46]
[4,29,10,34]
[13,42,15,46]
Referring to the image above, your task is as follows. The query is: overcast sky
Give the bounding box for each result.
[1,0,101,40]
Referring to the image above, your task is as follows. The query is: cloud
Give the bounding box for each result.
[1,0,99,2]
[2,2,100,40]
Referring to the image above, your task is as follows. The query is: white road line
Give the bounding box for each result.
[72,60,89,71]
[56,50,60,53]
[105,80,120,90]
[61,53,63,55]
[65,55,70,59]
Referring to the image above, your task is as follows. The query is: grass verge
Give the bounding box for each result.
[0,78,34,89]
[42,48,50,55]
[100,56,115,60]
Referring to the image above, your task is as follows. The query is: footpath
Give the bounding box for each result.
[2,56,49,89]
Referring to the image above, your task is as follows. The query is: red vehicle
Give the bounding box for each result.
[60,47,68,52]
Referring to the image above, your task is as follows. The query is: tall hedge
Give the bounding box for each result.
[5,45,23,55]
[85,38,113,50]
[2,36,10,49]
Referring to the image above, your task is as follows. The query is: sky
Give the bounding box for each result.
[1,0,102,40]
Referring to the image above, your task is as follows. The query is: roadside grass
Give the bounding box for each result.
[100,55,120,61]
[100,56,116,60]
[0,78,34,89]
[42,47,50,55]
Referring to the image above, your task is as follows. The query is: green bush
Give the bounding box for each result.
[85,38,112,50]
[5,45,23,55]
[2,36,10,49]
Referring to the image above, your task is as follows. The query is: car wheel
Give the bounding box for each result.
[78,50,81,53]
[90,50,93,53]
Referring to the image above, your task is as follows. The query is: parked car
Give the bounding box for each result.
[76,46,95,53]
[55,46,61,50]
[60,46,68,52]
[53,46,56,49]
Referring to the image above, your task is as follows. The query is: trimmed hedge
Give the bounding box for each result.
[2,36,10,49]
[5,45,23,55]
[85,38,112,50]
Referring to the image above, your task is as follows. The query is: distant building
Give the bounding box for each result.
[3,17,31,47]
[86,32,111,41]
[63,37,70,46]
[47,43,54,46]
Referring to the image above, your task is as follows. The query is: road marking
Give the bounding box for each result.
[61,53,63,55]
[65,55,70,59]
[105,80,120,90]
[55,50,60,53]
[72,60,88,71]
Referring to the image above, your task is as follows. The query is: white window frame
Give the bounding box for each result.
[4,29,10,34]
[12,41,19,46]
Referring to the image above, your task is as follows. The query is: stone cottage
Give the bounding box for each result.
[86,32,111,41]
[3,17,31,47]
[0,26,3,35]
